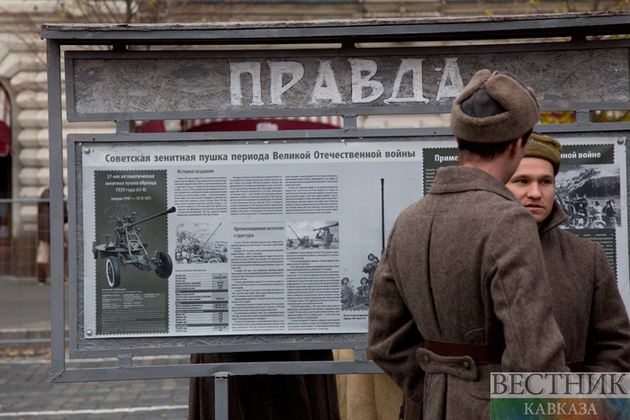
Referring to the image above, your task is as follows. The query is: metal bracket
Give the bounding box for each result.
[52,367,66,382]
[354,347,369,363]
[343,115,357,130]
[575,109,591,127]
[112,42,127,52]
[116,120,135,134]
[118,354,133,370]
[341,38,355,50]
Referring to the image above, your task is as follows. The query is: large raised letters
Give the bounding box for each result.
[436,58,464,101]
[269,61,305,105]
[309,60,344,104]
[385,58,429,104]
[230,62,263,106]
[349,58,384,103]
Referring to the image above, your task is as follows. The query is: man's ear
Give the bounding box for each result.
[509,137,524,159]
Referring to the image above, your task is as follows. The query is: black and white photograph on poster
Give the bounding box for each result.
[555,165,621,229]
[286,221,339,250]
[340,252,379,310]
[175,222,228,264]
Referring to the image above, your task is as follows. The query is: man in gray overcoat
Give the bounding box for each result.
[507,133,630,371]
[367,70,569,420]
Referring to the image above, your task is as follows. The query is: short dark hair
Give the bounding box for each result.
[457,128,533,160]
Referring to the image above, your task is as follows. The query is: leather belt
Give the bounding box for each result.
[423,339,504,364]
[423,339,585,371]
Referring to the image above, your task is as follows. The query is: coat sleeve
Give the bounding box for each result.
[584,242,630,371]
[367,222,425,406]
[486,209,568,372]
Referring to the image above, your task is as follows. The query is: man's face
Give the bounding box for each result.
[506,157,556,224]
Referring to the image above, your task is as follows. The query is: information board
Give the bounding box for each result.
[80,136,629,339]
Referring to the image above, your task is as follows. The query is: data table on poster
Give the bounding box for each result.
[176,272,229,333]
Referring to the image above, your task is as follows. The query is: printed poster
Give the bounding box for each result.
[82,140,425,337]
[81,137,629,338]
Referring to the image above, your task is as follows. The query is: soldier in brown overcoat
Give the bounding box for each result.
[507,133,630,371]
[367,70,568,420]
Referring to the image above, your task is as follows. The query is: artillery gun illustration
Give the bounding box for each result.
[92,206,176,288]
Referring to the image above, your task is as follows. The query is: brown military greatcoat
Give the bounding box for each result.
[540,201,630,370]
[367,166,568,420]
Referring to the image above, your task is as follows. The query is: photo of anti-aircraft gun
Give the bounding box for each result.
[287,222,338,249]
[288,225,311,248]
[92,206,176,288]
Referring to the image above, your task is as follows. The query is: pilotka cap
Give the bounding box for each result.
[451,69,541,143]
[526,133,562,175]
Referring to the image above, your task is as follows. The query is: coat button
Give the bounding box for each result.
[422,355,430,363]
[462,361,470,369]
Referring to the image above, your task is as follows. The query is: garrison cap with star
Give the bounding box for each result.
[526,133,562,175]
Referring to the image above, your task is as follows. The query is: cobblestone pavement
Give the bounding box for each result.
[0,349,191,420]
[0,278,192,419]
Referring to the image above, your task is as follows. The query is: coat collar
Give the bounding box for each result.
[538,200,568,235]
[429,166,521,204]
